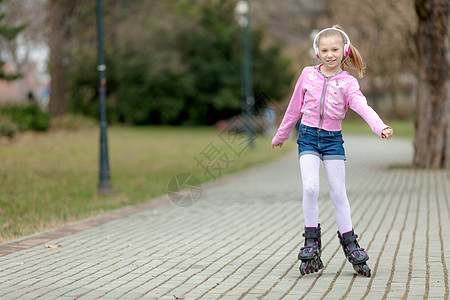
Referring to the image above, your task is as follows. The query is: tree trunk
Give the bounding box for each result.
[413,0,449,169]
[47,0,75,116]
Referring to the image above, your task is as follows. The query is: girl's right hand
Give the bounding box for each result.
[271,143,283,149]
[381,127,394,139]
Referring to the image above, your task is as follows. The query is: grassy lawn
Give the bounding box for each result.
[0,126,292,243]
[342,118,414,139]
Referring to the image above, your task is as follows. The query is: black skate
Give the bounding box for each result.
[337,230,371,277]
[298,225,323,275]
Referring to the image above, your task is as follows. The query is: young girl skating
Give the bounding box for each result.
[271,25,393,277]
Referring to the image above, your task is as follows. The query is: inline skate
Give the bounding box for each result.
[298,224,323,275]
[337,230,371,277]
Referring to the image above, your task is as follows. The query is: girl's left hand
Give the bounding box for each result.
[382,127,393,139]
[271,142,283,149]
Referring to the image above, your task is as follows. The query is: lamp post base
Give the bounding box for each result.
[97,181,113,195]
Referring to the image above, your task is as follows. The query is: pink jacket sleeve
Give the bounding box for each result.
[346,78,391,137]
[271,70,306,145]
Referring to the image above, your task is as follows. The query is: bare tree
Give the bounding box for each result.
[47,0,76,116]
[413,0,449,169]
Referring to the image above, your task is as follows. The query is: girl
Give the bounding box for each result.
[271,25,393,277]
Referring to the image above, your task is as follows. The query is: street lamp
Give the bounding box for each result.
[96,0,113,195]
[234,0,254,148]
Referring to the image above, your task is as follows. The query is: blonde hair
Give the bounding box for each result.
[317,25,365,78]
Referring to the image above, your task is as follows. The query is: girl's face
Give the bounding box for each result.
[318,35,345,73]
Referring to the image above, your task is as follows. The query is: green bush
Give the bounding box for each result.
[66,0,294,126]
[0,104,50,132]
[0,115,18,137]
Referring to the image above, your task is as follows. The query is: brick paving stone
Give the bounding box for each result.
[0,135,449,299]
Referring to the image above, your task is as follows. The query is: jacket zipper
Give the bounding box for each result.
[318,76,329,129]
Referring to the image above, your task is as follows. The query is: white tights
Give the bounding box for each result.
[299,154,353,234]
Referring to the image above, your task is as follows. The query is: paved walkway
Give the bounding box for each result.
[0,135,449,299]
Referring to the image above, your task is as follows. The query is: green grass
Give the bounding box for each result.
[342,119,414,139]
[0,126,291,243]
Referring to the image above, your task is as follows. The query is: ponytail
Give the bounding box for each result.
[332,25,365,78]
[345,43,365,78]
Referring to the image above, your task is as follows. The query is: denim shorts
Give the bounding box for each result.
[297,124,346,160]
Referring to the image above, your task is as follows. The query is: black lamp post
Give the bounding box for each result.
[235,0,254,148]
[96,0,113,195]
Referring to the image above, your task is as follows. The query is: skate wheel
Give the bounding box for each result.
[318,260,324,269]
[300,262,307,275]
[353,263,371,277]
[361,264,371,277]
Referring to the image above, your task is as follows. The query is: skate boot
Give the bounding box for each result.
[337,230,371,277]
[298,224,323,275]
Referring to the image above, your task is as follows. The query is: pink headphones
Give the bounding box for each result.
[313,28,351,59]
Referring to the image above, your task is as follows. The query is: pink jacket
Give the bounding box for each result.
[272,65,390,146]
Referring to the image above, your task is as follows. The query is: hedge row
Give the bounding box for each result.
[0,104,50,137]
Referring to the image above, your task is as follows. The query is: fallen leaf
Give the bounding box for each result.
[44,244,61,248]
